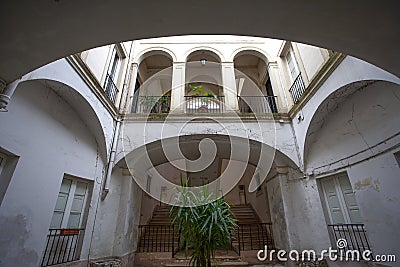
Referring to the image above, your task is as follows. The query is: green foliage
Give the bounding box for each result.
[188,84,217,106]
[188,84,205,96]
[170,179,237,267]
[139,95,158,111]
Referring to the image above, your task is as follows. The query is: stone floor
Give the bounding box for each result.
[135,249,284,267]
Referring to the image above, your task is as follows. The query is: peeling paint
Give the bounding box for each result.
[354,177,380,192]
[0,214,39,267]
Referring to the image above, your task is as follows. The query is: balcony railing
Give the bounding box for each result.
[137,223,274,257]
[185,96,224,113]
[103,73,119,103]
[41,228,85,267]
[233,223,274,255]
[137,224,179,256]
[289,73,306,104]
[131,95,171,114]
[238,96,278,113]
[328,224,372,254]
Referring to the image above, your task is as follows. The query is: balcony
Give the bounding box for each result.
[185,95,224,113]
[131,95,171,114]
[41,228,85,267]
[238,96,278,113]
[289,73,306,104]
[103,73,119,103]
[129,95,281,115]
[328,224,372,254]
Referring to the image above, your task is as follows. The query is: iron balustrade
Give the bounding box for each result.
[137,224,179,256]
[328,224,372,254]
[131,95,171,114]
[289,73,306,104]
[103,73,119,103]
[41,228,85,267]
[233,223,274,255]
[185,96,224,113]
[137,222,274,257]
[238,96,278,113]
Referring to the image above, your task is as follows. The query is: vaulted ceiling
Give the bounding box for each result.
[1,0,399,84]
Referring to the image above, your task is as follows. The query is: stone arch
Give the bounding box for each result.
[185,47,224,62]
[16,78,108,162]
[303,80,400,175]
[116,120,301,171]
[134,49,175,98]
[295,56,400,165]
[230,47,271,64]
[187,74,219,85]
[2,2,399,84]
[134,48,177,65]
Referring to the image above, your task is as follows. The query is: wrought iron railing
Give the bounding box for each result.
[233,223,274,255]
[41,228,85,267]
[289,73,306,104]
[103,73,119,103]
[328,224,372,254]
[185,96,224,113]
[131,95,171,114]
[137,224,178,256]
[238,96,278,113]
[137,222,274,257]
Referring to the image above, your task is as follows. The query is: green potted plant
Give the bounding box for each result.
[139,95,158,112]
[188,84,217,112]
[170,179,237,267]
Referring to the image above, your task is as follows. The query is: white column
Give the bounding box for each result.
[221,62,238,111]
[170,62,186,112]
[123,63,139,113]
[268,62,289,113]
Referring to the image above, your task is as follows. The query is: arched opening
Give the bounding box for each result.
[185,50,224,113]
[132,51,173,113]
[233,50,278,113]
[303,80,400,256]
[0,79,105,266]
[18,79,108,162]
[117,134,299,254]
[304,80,400,173]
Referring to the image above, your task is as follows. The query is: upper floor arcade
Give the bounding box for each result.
[65,35,341,119]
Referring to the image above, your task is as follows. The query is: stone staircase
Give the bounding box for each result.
[137,205,178,253]
[230,205,274,252]
[149,205,171,225]
[136,204,275,267]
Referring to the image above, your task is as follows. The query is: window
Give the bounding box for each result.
[320,172,362,224]
[0,150,19,206]
[146,175,152,193]
[319,173,371,253]
[286,46,300,82]
[107,47,121,81]
[50,176,90,229]
[42,176,91,266]
[285,44,306,103]
[103,47,121,102]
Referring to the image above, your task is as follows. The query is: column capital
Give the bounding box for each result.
[172,62,186,66]
[220,62,235,66]
[267,61,278,68]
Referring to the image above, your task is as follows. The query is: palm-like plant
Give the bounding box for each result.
[170,180,237,267]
